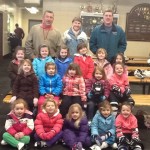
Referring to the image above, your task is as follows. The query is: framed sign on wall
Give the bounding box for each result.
[126,3,150,42]
[80,11,119,38]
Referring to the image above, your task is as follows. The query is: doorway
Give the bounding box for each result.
[0,12,3,59]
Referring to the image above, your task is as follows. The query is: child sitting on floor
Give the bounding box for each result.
[63,103,91,150]
[34,98,63,148]
[1,99,34,150]
[90,100,117,150]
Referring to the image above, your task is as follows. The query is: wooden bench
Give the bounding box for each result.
[126,60,148,66]
[131,94,150,106]
[128,76,150,94]
[126,56,149,60]
[127,66,150,72]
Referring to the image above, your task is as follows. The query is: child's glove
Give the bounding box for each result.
[33,98,38,106]
[124,87,131,97]
[100,95,106,101]
[112,85,122,97]
[130,138,141,147]
[100,131,112,141]
[119,136,130,145]
[87,91,93,99]
[10,96,17,103]
[18,132,24,138]
[72,142,82,150]
[93,135,102,146]
[82,101,87,109]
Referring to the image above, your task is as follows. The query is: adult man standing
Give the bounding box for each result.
[25,10,61,59]
[14,23,25,46]
[62,17,88,57]
[90,9,127,63]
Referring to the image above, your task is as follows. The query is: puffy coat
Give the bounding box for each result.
[5,110,34,136]
[39,73,62,96]
[109,73,129,93]
[34,109,63,140]
[55,57,73,79]
[91,111,116,144]
[12,72,39,101]
[32,56,54,78]
[63,74,86,101]
[74,54,94,79]
[63,116,90,145]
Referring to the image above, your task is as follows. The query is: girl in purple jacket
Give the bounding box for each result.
[63,103,91,150]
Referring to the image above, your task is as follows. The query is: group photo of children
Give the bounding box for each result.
[1,9,145,150]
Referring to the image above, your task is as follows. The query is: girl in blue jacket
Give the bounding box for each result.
[38,62,62,113]
[55,45,73,79]
[90,100,117,150]
[32,44,54,79]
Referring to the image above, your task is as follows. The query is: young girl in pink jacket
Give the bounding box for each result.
[109,63,134,116]
[116,102,143,150]
[60,63,87,118]
[94,48,113,80]
[34,99,63,148]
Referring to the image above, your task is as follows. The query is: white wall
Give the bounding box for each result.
[43,0,150,57]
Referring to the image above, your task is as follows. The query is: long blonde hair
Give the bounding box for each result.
[66,103,85,128]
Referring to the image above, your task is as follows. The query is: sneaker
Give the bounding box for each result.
[100,142,108,149]
[111,143,118,149]
[72,142,83,150]
[34,141,47,148]
[134,69,145,79]
[1,140,7,145]
[90,144,101,150]
[17,142,24,150]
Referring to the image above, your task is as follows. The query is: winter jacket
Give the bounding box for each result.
[12,72,39,101]
[91,111,116,144]
[87,78,110,98]
[5,110,34,136]
[63,74,86,101]
[34,109,63,140]
[8,59,20,87]
[90,23,127,62]
[63,28,87,57]
[94,59,113,79]
[63,116,89,143]
[32,56,54,78]
[74,54,94,79]
[109,73,129,93]
[39,73,62,96]
[115,113,139,139]
[55,57,73,79]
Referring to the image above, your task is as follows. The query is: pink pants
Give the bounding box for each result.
[38,96,60,113]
